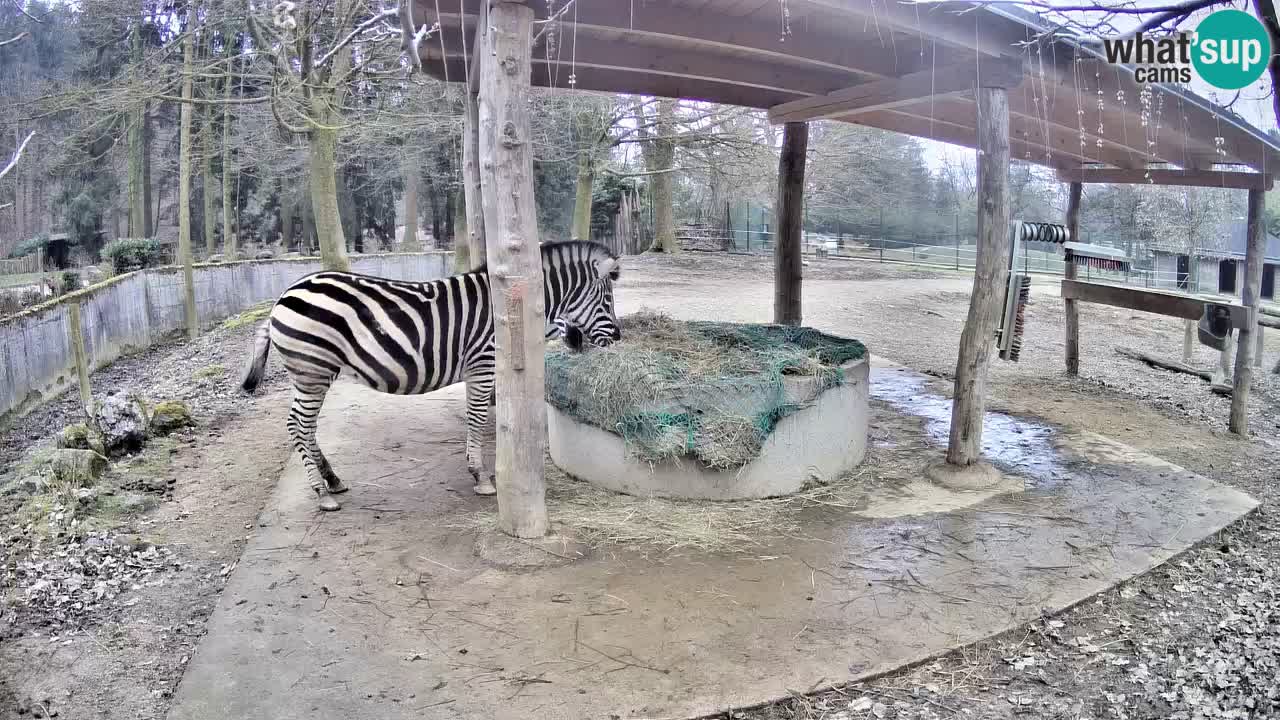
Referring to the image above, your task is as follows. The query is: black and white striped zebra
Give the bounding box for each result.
[240,240,622,511]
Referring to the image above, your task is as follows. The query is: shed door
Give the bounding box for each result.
[1176,255,1190,290]
[1263,264,1276,300]
[1219,259,1237,294]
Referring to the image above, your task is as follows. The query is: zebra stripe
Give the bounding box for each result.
[241,240,622,511]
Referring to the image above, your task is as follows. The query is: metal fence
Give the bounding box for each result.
[717,230,1229,292]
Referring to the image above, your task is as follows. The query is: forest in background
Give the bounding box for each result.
[1,0,1278,275]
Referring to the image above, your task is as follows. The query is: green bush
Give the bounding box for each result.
[103,238,161,273]
[8,234,49,259]
[59,270,82,293]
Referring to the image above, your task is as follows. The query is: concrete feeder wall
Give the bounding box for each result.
[548,357,870,500]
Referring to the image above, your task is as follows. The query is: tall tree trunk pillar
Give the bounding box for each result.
[1063,181,1082,375]
[221,74,236,258]
[572,151,594,241]
[308,125,350,272]
[462,70,486,269]
[479,0,548,539]
[946,85,1010,466]
[1230,188,1266,434]
[177,12,198,340]
[401,154,419,250]
[773,121,808,326]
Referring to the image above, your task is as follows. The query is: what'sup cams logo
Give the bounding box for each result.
[1102,9,1271,90]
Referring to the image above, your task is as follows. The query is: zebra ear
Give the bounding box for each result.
[596,257,619,280]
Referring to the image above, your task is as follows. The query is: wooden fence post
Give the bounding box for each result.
[66,303,93,415]
[773,121,808,326]
[1229,188,1266,434]
[946,84,1010,466]
[1063,181,1082,375]
[478,0,548,539]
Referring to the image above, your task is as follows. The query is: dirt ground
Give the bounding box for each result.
[1,252,1277,719]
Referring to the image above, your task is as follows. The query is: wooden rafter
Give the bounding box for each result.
[1056,167,1274,191]
[767,58,1023,125]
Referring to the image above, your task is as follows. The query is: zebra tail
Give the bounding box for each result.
[241,321,272,393]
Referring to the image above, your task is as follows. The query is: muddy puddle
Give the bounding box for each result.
[869,365,1065,488]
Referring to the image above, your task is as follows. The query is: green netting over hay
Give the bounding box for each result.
[545,312,867,469]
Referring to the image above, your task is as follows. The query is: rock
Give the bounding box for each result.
[113,494,158,515]
[145,477,169,493]
[49,449,108,487]
[74,487,99,507]
[207,253,225,263]
[94,393,148,456]
[84,266,105,284]
[255,249,275,260]
[149,400,193,436]
[56,422,94,450]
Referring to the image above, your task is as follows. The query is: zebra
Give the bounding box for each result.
[240,240,622,511]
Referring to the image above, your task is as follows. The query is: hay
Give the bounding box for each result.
[545,311,866,469]
[452,460,876,555]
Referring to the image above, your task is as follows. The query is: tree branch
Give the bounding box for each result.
[0,131,35,181]
[314,8,399,68]
[0,31,29,48]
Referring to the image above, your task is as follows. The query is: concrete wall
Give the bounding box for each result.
[0,253,452,425]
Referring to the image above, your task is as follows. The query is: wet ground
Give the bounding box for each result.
[166,367,1254,719]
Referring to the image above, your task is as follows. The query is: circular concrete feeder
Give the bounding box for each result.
[547,356,870,500]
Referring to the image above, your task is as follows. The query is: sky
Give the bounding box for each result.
[921,0,1278,171]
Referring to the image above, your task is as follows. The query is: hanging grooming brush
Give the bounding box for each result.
[1063,241,1131,273]
[995,221,1054,362]
[998,273,1032,361]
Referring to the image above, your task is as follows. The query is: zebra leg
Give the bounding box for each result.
[287,376,342,511]
[465,377,496,496]
[316,448,348,494]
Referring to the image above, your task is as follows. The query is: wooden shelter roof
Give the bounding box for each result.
[414,0,1280,178]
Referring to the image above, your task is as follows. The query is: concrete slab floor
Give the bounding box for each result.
[166,365,1257,720]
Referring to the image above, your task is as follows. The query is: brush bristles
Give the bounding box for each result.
[1070,254,1130,273]
[1004,276,1031,362]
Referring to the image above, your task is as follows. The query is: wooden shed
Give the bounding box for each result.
[411,0,1278,537]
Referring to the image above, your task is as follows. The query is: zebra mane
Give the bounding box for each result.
[471,240,619,277]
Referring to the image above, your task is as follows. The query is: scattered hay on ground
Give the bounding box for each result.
[219,301,273,330]
[454,460,876,555]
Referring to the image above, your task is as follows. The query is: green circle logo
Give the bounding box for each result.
[1192,10,1271,90]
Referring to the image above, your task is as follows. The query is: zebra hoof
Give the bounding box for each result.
[473,481,496,496]
[327,478,350,494]
[317,494,342,511]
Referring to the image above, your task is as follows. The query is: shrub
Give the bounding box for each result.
[59,270,82,294]
[103,238,161,273]
[8,233,49,259]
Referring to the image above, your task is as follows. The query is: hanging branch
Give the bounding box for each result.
[314,8,401,67]
[0,31,29,48]
[0,131,35,181]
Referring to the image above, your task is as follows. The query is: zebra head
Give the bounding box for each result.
[544,241,622,351]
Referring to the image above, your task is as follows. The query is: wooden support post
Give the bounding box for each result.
[478,0,548,538]
[1183,320,1195,364]
[66,303,93,415]
[947,86,1009,466]
[1229,188,1266,434]
[773,121,807,326]
[1255,325,1264,368]
[462,27,486,271]
[1063,181,1082,375]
